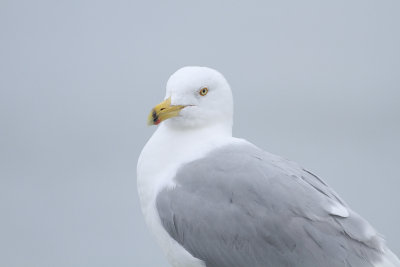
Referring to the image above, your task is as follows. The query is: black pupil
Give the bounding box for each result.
[202,89,206,94]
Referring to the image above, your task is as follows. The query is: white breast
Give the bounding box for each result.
[137,123,236,267]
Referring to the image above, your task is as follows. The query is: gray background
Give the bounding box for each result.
[1,0,399,266]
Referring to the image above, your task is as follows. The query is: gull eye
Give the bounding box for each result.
[199,87,208,96]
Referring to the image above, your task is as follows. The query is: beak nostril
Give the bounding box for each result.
[160,108,165,111]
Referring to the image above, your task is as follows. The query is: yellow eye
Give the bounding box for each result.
[199,87,208,96]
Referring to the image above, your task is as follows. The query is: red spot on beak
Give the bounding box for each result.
[154,119,161,125]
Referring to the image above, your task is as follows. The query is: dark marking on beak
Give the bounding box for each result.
[152,109,158,123]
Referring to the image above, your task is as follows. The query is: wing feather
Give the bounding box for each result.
[156,142,387,267]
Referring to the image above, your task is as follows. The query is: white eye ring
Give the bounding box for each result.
[199,87,208,96]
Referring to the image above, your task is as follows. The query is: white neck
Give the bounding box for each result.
[137,122,233,211]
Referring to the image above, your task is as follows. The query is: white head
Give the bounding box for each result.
[148,66,233,131]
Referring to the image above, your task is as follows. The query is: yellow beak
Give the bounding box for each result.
[147,97,186,125]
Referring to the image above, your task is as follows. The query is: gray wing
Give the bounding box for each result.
[156,142,386,267]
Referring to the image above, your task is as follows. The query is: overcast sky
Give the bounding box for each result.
[1,0,399,266]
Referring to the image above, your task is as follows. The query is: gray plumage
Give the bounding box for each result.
[156,142,387,267]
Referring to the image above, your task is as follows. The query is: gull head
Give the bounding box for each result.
[148,66,233,130]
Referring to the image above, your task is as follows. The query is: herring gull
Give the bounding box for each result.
[137,66,400,267]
